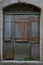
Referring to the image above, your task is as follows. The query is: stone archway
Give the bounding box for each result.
[3,3,40,60]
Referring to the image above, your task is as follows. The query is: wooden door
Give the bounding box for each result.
[3,13,40,60]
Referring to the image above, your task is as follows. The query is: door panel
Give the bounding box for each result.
[14,15,30,60]
[3,42,14,60]
[31,15,39,44]
[3,15,14,60]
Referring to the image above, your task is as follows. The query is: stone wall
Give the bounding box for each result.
[40,9,43,62]
[0,0,43,64]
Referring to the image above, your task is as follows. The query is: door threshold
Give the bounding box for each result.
[1,60,41,63]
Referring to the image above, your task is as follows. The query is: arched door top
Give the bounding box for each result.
[3,3,40,13]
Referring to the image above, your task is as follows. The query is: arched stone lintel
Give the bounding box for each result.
[2,0,41,10]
